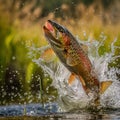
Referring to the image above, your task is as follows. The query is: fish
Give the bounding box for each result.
[43,20,112,105]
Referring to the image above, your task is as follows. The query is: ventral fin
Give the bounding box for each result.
[100,81,113,94]
[41,48,56,62]
[68,73,76,85]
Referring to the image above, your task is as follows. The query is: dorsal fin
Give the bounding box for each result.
[80,44,88,55]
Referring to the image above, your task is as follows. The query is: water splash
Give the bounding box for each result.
[29,35,120,112]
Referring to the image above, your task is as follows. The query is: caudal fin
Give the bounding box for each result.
[100,81,113,94]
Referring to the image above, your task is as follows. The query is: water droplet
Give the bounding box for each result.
[12,56,16,60]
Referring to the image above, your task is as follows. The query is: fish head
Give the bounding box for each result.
[43,20,72,51]
[43,20,80,67]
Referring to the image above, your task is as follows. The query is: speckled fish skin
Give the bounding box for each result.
[43,20,113,105]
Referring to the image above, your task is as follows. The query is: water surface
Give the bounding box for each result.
[0,103,120,120]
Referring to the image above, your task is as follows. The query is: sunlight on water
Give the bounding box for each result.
[29,34,120,112]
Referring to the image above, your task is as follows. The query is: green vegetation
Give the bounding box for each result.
[0,0,119,105]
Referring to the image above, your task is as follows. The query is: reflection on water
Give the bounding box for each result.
[0,103,120,120]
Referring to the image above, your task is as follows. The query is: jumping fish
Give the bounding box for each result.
[43,20,112,105]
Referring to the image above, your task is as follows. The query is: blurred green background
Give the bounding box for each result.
[0,0,120,105]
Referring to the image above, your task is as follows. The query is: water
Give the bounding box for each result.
[0,103,58,117]
[0,103,120,119]
[0,34,120,119]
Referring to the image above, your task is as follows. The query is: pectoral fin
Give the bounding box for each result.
[100,81,113,94]
[66,55,78,66]
[41,48,56,62]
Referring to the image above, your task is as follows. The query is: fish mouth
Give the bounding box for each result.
[43,20,64,48]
